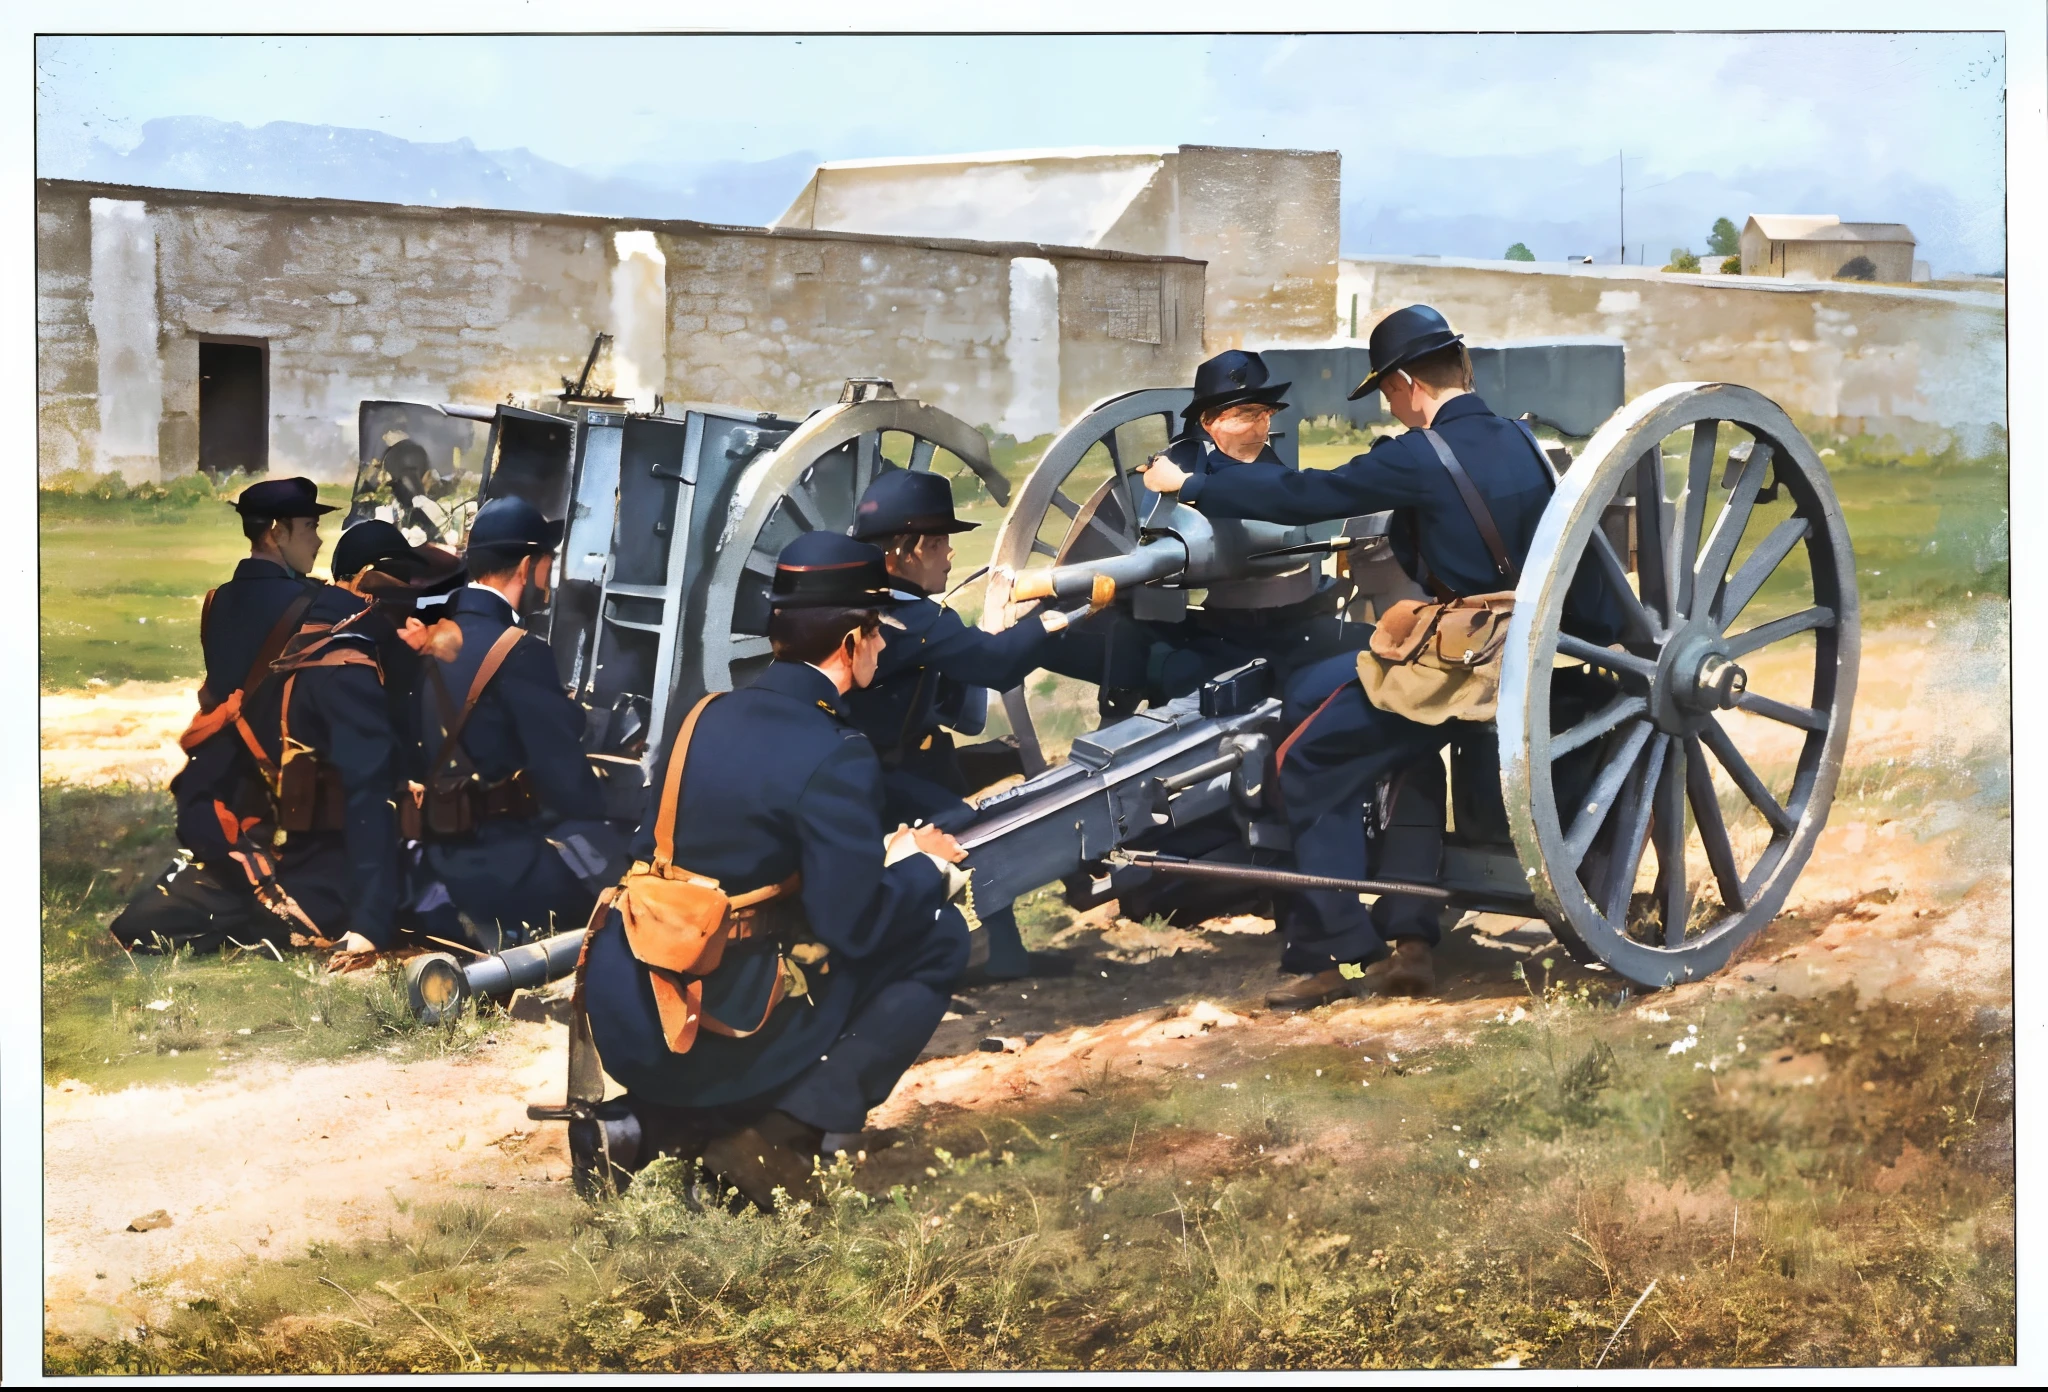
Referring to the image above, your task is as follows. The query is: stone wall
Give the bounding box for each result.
[1339,255,2005,451]
[36,179,1205,482]
[1177,146,1340,351]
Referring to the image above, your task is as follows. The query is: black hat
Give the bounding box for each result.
[1348,304,1465,401]
[850,468,979,540]
[330,519,431,580]
[466,496,565,557]
[231,477,336,519]
[770,532,907,610]
[1183,350,1291,420]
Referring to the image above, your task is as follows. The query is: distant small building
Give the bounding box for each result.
[1740,215,1917,282]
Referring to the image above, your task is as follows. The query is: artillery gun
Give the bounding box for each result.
[368,350,1857,1017]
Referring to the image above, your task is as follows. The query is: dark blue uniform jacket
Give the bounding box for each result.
[200,557,316,703]
[1180,393,1547,599]
[422,586,603,822]
[585,660,952,1109]
[845,580,1051,759]
[1178,394,1618,638]
[239,585,404,944]
[174,558,319,857]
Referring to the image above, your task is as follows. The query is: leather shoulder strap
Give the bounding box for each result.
[1419,428,1516,586]
[1513,419,1563,486]
[242,589,317,696]
[440,626,525,756]
[651,694,720,873]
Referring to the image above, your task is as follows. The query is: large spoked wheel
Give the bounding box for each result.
[1499,382,1860,988]
[984,388,1191,768]
[695,387,1008,695]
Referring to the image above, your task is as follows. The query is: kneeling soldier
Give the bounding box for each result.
[417,497,622,947]
[113,518,430,956]
[579,531,970,1210]
[845,468,1076,980]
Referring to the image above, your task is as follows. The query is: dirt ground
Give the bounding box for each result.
[40,616,2011,1339]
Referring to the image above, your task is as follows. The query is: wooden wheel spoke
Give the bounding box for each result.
[853,433,881,496]
[779,483,825,532]
[1670,420,1719,620]
[1724,606,1834,658]
[742,546,778,577]
[1693,442,1772,609]
[1600,732,1666,927]
[1557,633,1659,682]
[1563,720,1655,864]
[1699,717,1796,835]
[1084,511,1136,554]
[1715,518,1811,629]
[728,634,773,660]
[1049,488,1081,519]
[1734,690,1828,733]
[1102,430,1143,540]
[1633,448,1672,629]
[1685,733,1748,912]
[1551,693,1648,759]
[908,437,936,472]
[1652,747,1691,946]
[1029,537,1059,558]
[1587,528,1660,641]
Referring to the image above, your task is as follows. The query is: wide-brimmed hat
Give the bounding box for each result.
[770,531,910,610]
[850,468,978,540]
[1182,350,1292,420]
[231,476,335,519]
[1348,304,1465,401]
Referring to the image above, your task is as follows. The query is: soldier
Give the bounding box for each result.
[416,497,622,947]
[1041,350,1370,715]
[1144,305,1614,1008]
[844,467,1075,980]
[112,515,429,957]
[579,531,970,1211]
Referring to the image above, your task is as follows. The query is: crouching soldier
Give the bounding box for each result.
[112,517,432,956]
[845,468,1078,980]
[416,497,623,947]
[578,532,970,1210]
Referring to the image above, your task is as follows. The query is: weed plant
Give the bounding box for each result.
[47,983,2011,1372]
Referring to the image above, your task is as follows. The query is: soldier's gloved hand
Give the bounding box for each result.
[324,931,382,974]
[885,822,967,865]
[1142,456,1189,494]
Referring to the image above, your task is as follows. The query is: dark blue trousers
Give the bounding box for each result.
[426,825,597,946]
[1276,652,1459,971]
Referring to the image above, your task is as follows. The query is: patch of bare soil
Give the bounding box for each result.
[39,618,2011,1338]
[40,681,194,786]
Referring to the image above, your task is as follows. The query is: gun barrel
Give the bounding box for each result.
[1012,536,1188,603]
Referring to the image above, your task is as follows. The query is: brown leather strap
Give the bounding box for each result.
[244,590,317,697]
[429,626,526,782]
[651,693,720,874]
[1419,428,1517,587]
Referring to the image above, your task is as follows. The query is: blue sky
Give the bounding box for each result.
[35,31,2008,272]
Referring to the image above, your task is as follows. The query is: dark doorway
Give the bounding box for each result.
[198,340,268,476]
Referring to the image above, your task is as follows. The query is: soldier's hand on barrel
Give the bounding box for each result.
[911,823,968,864]
[1143,455,1189,493]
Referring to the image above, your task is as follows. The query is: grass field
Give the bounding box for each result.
[45,980,2013,1372]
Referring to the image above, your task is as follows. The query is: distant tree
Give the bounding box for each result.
[1504,242,1536,262]
[1836,255,1878,281]
[1664,248,1701,273]
[1706,217,1741,257]
[1720,255,1741,275]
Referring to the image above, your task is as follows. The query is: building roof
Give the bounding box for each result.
[1745,214,1916,244]
[811,146,1177,172]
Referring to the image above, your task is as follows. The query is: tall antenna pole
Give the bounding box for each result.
[1618,150,1625,264]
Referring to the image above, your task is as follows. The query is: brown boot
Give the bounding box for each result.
[1360,939,1436,997]
[1264,968,1360,1012]
[701,1111,825,1212]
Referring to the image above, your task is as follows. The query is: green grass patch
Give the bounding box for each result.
[38,474,353,689]
[41,783,496,1089]
[47,984,2012,1372]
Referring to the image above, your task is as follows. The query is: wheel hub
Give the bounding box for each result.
[1652,627,1749,730]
